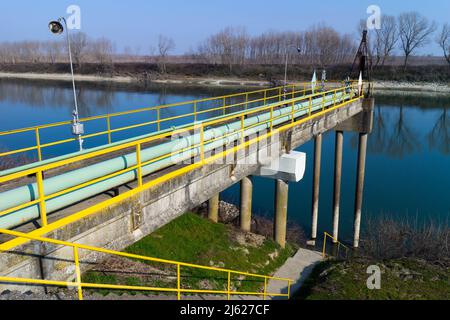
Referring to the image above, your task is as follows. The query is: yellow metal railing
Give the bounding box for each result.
[322,232,351,259]
[0,83,315,164]
[0,228,292,300]
[0,83,363,252]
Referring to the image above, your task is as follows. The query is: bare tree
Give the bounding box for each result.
[437,23,450,65]
[90,37,115,65]
[378,15,398,66]
[157,35,175,73]
[198,27,249,71]
[398,12,436,69]
[44,41,64,64]
[70,32,88,66]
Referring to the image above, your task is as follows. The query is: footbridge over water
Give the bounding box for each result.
[0,81,374,295]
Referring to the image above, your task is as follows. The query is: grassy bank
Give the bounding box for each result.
[296,217,449,300]
[83,213,296,296]
[295,258,449,300]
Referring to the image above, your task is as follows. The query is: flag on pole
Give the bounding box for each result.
[311,70,317,94]
[358,72,363,95]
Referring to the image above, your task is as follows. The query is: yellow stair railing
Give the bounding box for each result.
[322,232,351,259]
[0,228,292,300]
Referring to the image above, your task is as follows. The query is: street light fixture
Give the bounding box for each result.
[49,17,84,152]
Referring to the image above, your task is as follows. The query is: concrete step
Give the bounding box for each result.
[266,248,323,300]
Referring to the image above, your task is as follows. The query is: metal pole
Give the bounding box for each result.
[61,18,83,151]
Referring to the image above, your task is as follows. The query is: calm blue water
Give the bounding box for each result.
[0,80,449,240]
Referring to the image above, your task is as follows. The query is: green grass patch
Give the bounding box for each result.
[83,213,295,296]
[295,258,449,300]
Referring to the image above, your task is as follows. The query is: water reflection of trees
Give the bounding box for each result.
[0,79,242,116]
[375,93,450,110]
[366,104,450,158]
[387,106,419,158]
[428,109,450,154]
[0,80,116,117]
[368,106,389,154]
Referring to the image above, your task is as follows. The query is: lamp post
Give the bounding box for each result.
[49,18,84,152]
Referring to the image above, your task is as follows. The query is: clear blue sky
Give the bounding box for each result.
[1,0,448,54]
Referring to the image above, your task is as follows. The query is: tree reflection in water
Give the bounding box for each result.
[387,106,419,158]
[428,108,450,155]
[368,105,389,154]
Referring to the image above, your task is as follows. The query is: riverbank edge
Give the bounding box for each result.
[1,71,449,93]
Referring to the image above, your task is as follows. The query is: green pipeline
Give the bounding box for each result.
[0,91,351,229]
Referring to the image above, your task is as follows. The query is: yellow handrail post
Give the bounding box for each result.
[287,280,291,299]
[157,108,161,132]
[264,90,267,105]
[309,96,312,116]
[107,115,112,144]
[36,171,47,227]
[263,277,268,300]
[177,264,181,301]
[194,101,197,122]
[240,115,245,146]
[245,93,249,110]
[227,272,231,301]
[223,97,226,115]
[334,90,337,107]
[35,128,42,161]
[200,124,205,164]
[291,101,295,124]
[322,92,325,111]
[279,88,282,102]
[136,143,143,187]
[322,233,327,258]
[270,106,274,132]
[73,246,83,300]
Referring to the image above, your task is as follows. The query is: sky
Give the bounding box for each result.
[1,0,448,55]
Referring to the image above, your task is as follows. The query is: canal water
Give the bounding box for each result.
[0,79,449,241]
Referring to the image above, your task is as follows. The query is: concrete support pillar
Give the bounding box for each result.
[310,134,322,245]
[208,194,220,223]
[353,133,368,248]
[240,176,253,232]
[274,179,289,248]
[332,131,344,243]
